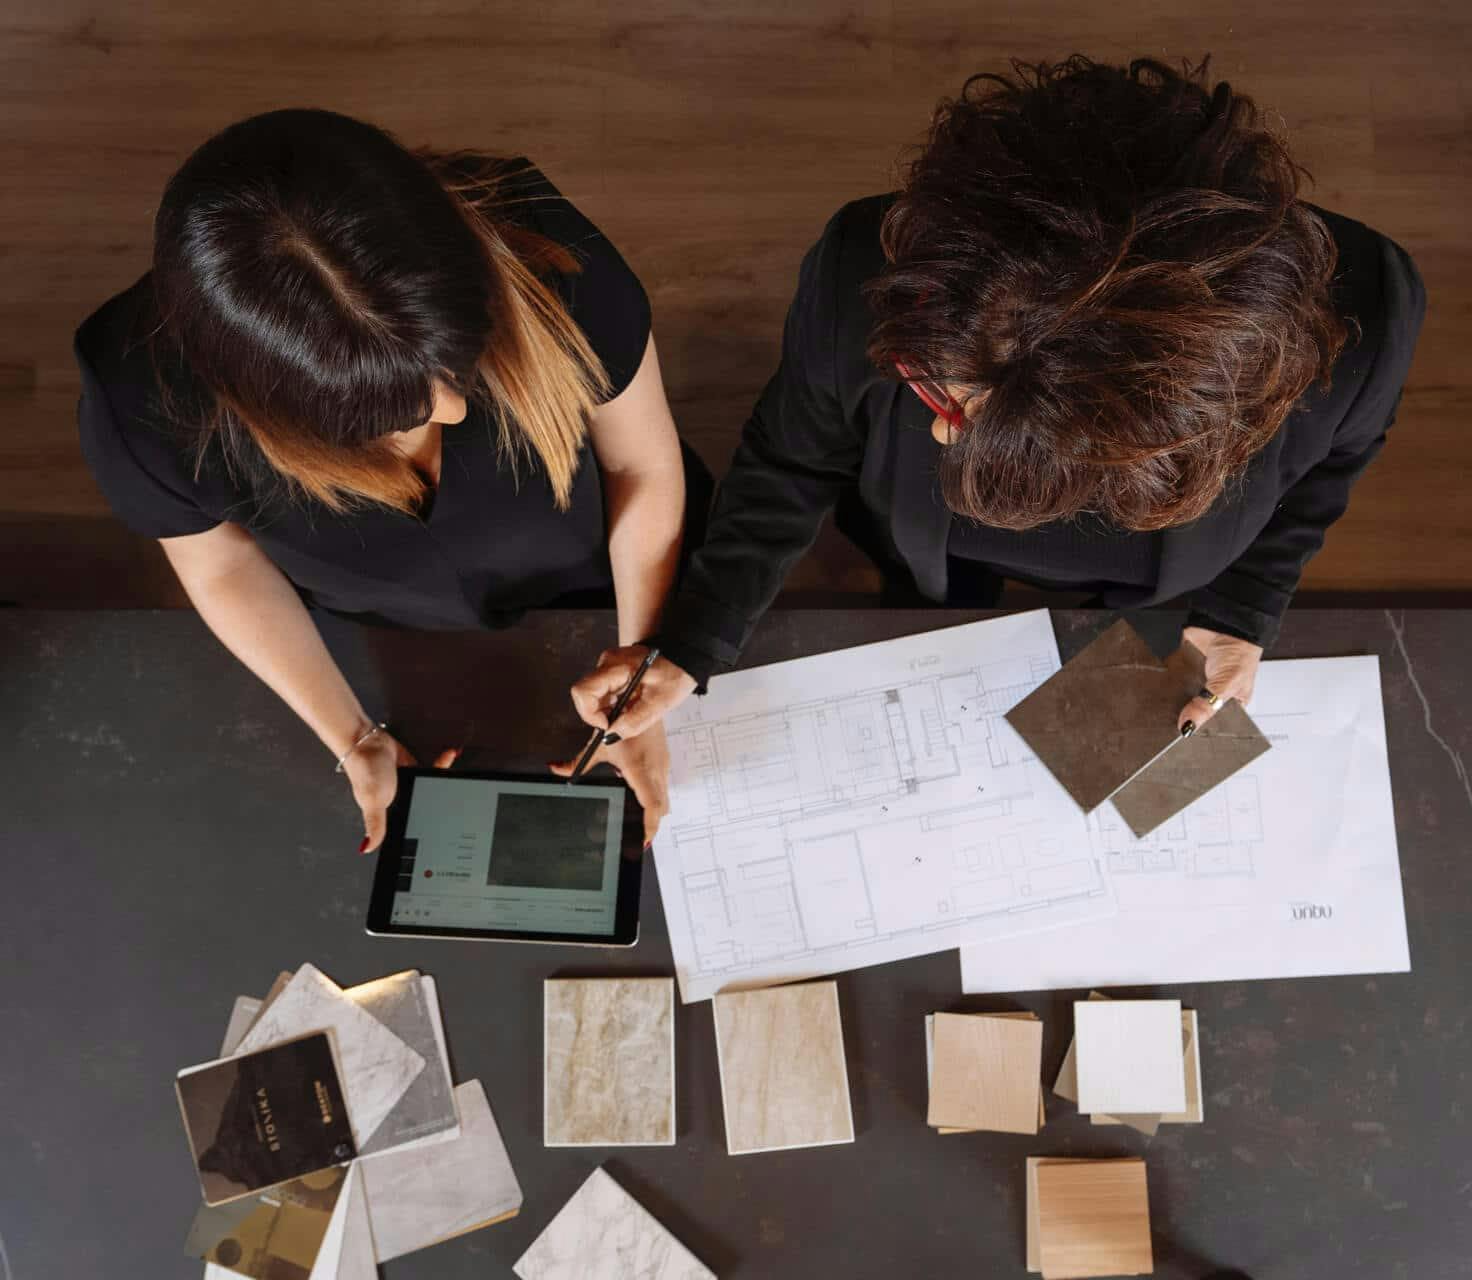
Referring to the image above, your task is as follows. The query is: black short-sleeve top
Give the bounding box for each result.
[74,159,651,629]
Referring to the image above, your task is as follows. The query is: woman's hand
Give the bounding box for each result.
[570,646,697,741]
[1175,626,1264,734]
[343,728,459,854]
[549,721,672,845]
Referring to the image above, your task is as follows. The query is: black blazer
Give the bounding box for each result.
[658,195,1426,685]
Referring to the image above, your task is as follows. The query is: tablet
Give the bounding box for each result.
[366,769,641,946]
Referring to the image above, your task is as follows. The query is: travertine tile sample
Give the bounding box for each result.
[712,982,854,1155]
[927,1011,1043,1133]
[235,964,425,1148]
[926,1013,1045,1132]
[1035,1158,1153,1278]
[514,1166,715,1280]
[1074,999,1185,1116]
[1006,621,1185,812]
[544,977,675,1146]
[1095,1010,1203,1128]
[360,1079,522,1261]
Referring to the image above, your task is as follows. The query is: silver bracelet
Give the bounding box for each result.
[335,722,388,773]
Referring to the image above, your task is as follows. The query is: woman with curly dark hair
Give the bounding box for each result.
[575,56,1425,744]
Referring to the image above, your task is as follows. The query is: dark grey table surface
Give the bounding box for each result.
[2,608,1470,1280]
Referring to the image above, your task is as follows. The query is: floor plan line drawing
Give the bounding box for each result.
[961,655,1410,994]
[653,611,1117,1003]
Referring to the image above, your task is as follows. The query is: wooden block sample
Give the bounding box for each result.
[543,977,675,1146]
[1034,1158,1153,1278]
[1094,1010,1203,1128]
[712,981,854,1155]
[1052,992,1108,1103]
[926,1013,1044,1133]
[1073,999,1185,1116]
[926,1011,1043,1134]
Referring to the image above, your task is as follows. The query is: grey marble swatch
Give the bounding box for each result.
[234,964,425,1149]
[713,981,854,1155]
[544,977,675,1146]
[514,1166,715,1280]
[359,1079,523,1261]
[346,970,457,1154]
[218,997,262,1058]
[333,1163,375,1280]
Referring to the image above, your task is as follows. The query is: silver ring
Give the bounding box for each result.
[1198,686,1224,711]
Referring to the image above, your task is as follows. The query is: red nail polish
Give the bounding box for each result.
[358,837,370,854]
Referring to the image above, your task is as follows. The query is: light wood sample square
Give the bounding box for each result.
[544,978,674,1146]
[1035,1158,1153,1278]
[1073,999,1185,1116]
[712,982,854,1155]
[926,1013,1044,1133]
[926,1011,1043,1134]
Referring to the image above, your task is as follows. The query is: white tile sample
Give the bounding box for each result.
[514,1166,715,1280]
[235,964,425,1148]
[219,997,262,1057]
[712,982,853,1155]
[332,1164,375,1280]
[544,977,675,1146]
[1074,998,1185,1115]
[360,1079,522,1261]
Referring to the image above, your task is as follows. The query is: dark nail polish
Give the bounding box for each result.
[358,837,370,854]
[1181,722,1196,737]
[603,732,621,746]
[643,841,653,853]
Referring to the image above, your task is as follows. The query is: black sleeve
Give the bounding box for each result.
[1187,233,1427,648]
[653,210,865,686]
[74,333,221,540]
[503,162,652,402]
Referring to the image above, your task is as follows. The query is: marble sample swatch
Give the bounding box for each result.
[1033,1157,1153,1278]
[1074,999,1185,1116]
[360,1079,522,1261]
[219,997,262,1058]
[235,964,425,1149]
[1094,1009,1203,1128]
[712,981,854,1155]
[346,970,458,1154]
[1006,620,1270,836]
[544,977,675,1147]
[925,1013,1045,1132]
[926,1011,1043,1134]
[514,1166,715,1280]
[333,1163,375,1280]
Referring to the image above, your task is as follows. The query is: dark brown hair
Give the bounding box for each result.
[866,56,1350,531]
[152,109,608,514]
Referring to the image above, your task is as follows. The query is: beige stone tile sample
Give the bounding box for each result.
[1074,999,1185,1116]
[1035,1157,1153,1278]
[927,1011,1043,1134]
[544,977,675,1146]
[712,981,854,1155]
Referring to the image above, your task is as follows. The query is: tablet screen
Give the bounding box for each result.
[386,776,627,937]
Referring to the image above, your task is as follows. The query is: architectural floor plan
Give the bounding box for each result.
[961,655,1410,992]
[653,611,1113,1003]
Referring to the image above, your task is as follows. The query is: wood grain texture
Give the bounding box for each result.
[2,0,1465,603]
[1035,1158,1153,1279]
[926,1010,1042,1133]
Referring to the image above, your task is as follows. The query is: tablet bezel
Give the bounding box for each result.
[365,767,642,947]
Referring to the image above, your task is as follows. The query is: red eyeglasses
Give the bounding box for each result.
[893,360,968,431]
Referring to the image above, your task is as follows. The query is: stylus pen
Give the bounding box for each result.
[566,647,661,783]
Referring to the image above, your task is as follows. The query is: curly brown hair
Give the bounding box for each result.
[866,56,1350,531]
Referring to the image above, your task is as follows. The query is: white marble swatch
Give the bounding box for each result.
[333,1163,375,1280]
[712,982,854,1155]
[1074,998,1186,1115]
[360,1079,522,1261]
[219,997,262,1057]
[544,978,675,1146]
[514,1166,715,1280]
[234,964,425,1149]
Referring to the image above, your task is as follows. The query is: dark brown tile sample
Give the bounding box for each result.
[1005,619,1185,813]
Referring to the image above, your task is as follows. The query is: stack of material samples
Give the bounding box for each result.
[176,963,521,1278]
[1025,1156,1153,1278]
[1053,993,1203,1135]
[925,1011,1046,1134]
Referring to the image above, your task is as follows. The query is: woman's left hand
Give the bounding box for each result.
[1175,625,1264,734]
[549,721,672,846]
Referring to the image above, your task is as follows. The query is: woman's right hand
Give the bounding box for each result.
[343,728,459,854]
[570,647,697,741]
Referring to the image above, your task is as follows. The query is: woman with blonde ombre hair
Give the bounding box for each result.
[75,109,705,847]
